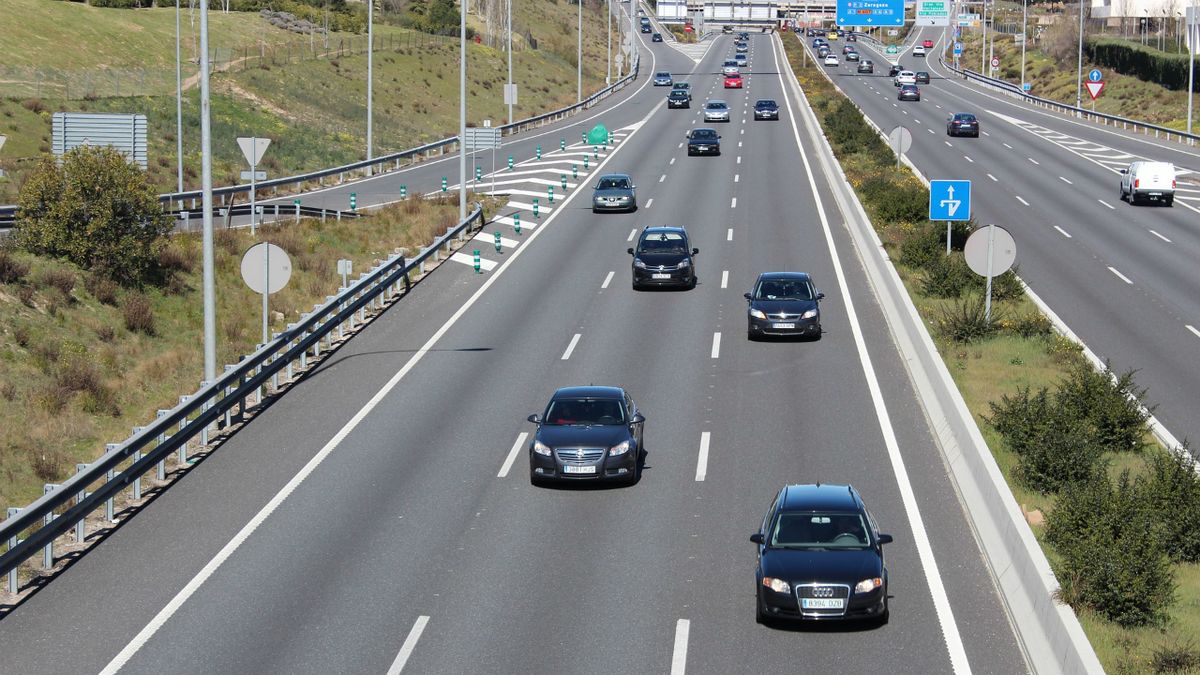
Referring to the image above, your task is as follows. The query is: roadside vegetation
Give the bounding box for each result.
[783,33,1200,674]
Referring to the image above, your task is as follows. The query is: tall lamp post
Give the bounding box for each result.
[1020,0,1027,91]
[578,0,583,102]
[607,0,612,85]
[1188,0,1196,136]
[459,0,467,223]
[367,0,374,174]
[199,0,216,383]
[175,0,184,203]
[507,0,513,125]
[1075,0,1085,109]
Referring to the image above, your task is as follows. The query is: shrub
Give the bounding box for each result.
[1009,311,1053,339]
[15,145,172,286]
[0,250,31,283]
[988,268,1025,302]
[34,267,77,297]
[934,293,1001,343]
[1141,446,1200,563]
[1150,641,1200,673]
[17,284,35,307]
[84,273,119,305]
[987,386,1109,492]
[921,254,976,298]
[121,292,156,335]
[158,244,195,274]
[869,181,929,224]
[1046,471,1175,627]
[899,222,973,269]
[825,98,878,155]
[1055,362,1150,455]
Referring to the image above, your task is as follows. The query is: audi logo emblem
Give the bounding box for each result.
[812,587,835,598]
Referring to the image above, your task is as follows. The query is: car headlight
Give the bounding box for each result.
[802,309,818,320]
[677,258,690,268]
[749,308,767,320]
[762,577,791,594]
[533,440,553,456]
[633,258,647,269]
[609,440,633,456]
[854,577,883,594]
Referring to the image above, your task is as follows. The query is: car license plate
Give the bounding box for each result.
[772,322,796,329]
[563,465,596,474]
[652,273,671,280]
[801,598,845,609]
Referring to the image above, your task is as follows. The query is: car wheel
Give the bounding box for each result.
[592,207,599,213]
[687,276,697,290]
[632,280,641,291]
[1165,196,1174,207]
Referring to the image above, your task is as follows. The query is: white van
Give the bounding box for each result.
[1120,161,1176,206]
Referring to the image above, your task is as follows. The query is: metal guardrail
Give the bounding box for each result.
[0,62,641,227]
[0,204,485,589]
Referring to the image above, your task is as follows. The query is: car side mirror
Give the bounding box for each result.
[743,292,752,301]
[750,533,765,544]
[692,248,699,255]
[631,185,637,190]
[631,413,645,424]
[627,247,635,255]
[817,292,825,300]
[527,413,541,424]
[1119,168,1127,174]
[877,533,894,545]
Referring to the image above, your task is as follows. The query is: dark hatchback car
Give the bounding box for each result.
[668,89,691,108]
[745,272,823,340]
[752,484,894,625]
[857,59,874,74]
[898,84,921,101]
[686,127,721,155]
[527,386,644,485]
[629,226,698,290]
[652,32,663,42]
[753,99,779,120]
[915,70,930,84]
[888,63,904,77]
[947,112,980,137]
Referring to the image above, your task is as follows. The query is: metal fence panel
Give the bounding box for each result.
[51,112,148,169]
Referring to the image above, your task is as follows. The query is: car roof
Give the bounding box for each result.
[756,271,812,282]
[755,99,777,104]
[778,483,863,512]
[706,100,728,105]
[690,127,718,133]
[552,385,625,399]
[656,71,671,76]
[597,173,631,180]
[642,225,688,236]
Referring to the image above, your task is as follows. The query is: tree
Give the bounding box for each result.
[16,145,173,286]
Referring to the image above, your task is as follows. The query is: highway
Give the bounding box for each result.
[810,27,1200,450]
[0,31,1026,674]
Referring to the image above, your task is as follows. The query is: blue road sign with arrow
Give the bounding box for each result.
[929,180,971,221]
[1088,69,1103,82]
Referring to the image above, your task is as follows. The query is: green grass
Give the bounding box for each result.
[782,32,1200,674]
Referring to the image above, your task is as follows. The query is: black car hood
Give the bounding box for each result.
[759,547,882,584]
[636,251,690,266]
[749,298,818,315]
[536,424,630,448]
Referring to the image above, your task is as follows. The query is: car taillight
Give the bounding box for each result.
[1172,179,1177,189]
[1134,179,1140,188]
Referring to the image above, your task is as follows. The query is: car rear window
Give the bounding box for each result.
[691,130,717,139]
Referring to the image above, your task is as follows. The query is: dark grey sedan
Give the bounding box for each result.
[591,173,637,213]
[527,386,645,485]
[745,272,824,340]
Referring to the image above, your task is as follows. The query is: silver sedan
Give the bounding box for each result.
[703,100,731,122]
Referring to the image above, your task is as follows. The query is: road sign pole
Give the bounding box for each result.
[984,223,996,322]
[946,222,952,254]
[262,239,269,344]
[249,139,257,235]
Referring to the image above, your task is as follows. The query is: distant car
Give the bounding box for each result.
[846,51,860,62]
[724,73,744,88]
[836,29,845,37]
[898,84,921,101]
[913,45,926,57]
[734,53,748,67]
[736,41,749,53]
[703,99,731,122]
[823,54,839,66]
[923,38,934,48]
[653,71,673,86]
[857,60,874,74]
[753,99,780,120]
[915,71,930,84]
[591,173,637,213]
[652,32,663,42]
[526,386,644,485]
[846,33,857,42]
[946,112,980,137]
[722,60,740,75]
[888,63,904,77]
[739,32,750,40]
[745,272,824,339]
[752,483,894,624]
[686,127,721,155]
[812,38,827,48]
[894,70,916,86]
[1120,161,1177,205]
[668,89,691,108]
[641,25,652,33]
[629,226,699,290]
[817,46,831,58]
[671,82,691,98]
[842,45,856,55]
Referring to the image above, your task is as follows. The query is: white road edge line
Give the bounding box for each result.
[772,33,971,674]
[386,615,430,675]
[1149,229,1172,243]
[1053,225,1072,238]
[561,333,582,360]
[695,432,710,482]
[671,619,690,675]
[721,270,729,289]
[1108,266,1133,284]
[711,332,721,359]
[602,270,615,289]
[497,433,528,478]
[96,83,665,675]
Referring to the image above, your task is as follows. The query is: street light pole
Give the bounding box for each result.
[507,0,513,125]
[175,0,184,203]
[1075,0,1085,109]
[459,0,467,223]
[367,0,374,173]
[578,0,583,102]
[982,0,987,73]
[607,0,612,85]
[199,0,216,384]
[1188,0,1196,135]
[629,0,636,74]
[1020,0,1027,91]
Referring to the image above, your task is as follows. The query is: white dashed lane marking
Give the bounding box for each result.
[561,333,581,360]
[1054,226,1072,238]
[1016,196,1029,206]
[1150,230,1172,243]
[1108,267,1133,284]
[601,270,614,288]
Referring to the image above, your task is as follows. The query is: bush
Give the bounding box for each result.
[1141,446,1200,563]
[988,268,1025,303]
[921,254,976,298]
[84,273,119,305]
[15,145,173,286]
[987,386,1108,492]
[1087,38,1200,93]
[0,249,30,283]
[1046,471,1175,627]
[899,222,973,269]
[934,293,1001,343]
[34,267,77,297]
[868,181,929,224]
[1055,362,1150,455]
[1008,311,1053,339]
[1151,641,1200,673]
[121,292,156,335]
[825,98,879,155]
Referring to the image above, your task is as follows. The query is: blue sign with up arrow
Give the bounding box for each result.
[929,180,971,221]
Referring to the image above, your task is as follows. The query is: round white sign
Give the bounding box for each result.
[964,225,1016,277]
[240,242,292,295]
[889,126,912,155]
[991,56,1000,68]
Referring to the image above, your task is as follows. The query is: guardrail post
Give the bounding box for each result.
[336,210,342,222]
[271,334,283,390]
[131,427,146,500]
[74,464,88,543]
[223,365,236,428]
[182,211,190,230]
[198,381,211,447]
[6,507,19,593]
[274,204,279,218]
[285,327,297,380]
[103,444,119,523]
[156,410,169,480]
[42,484,58,569]
[321,209,327,223]
[178,396,191,465]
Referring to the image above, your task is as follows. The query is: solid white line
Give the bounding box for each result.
[1015,195,1029,206]
[602,270,615,288]
[721,270,729,288]
[1188,325,1200,339]
[671,619,690,675]
[695,433,710,482]
[986,173,997,182]
[561,333,582,360]
[497,433,528,478]
[1108,266,1133,284]
[387,615,430,675]
[1149,229,1172,243]
[1054,225,1072,238]
[628,228,637,241]
[1097,199,1114,209]
[660,174,667,183]
[1058,176,1073,185]
[646,198,654,209]
[726,228,733,241]
[730,197,737,208]
[772,33,971,674]
[711,332,721,359]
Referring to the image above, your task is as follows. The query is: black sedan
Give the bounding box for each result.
[591,173,637,213]
[667,89,691,108]
[745,272,823,340]
[686,127,721,155]
[753,99,779,120]
[898,84,921,101]
[629,226,698,290]
[752,483,894,625]
[915,70,930,84]
[527,386,644,485]
[947,112,980,137]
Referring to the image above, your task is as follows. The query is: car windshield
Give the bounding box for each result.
[597,177,629,189]
[771,512,871,549]
[706,102,726,110]
[657,72,670,77]
[756,100,776,108]
[691,130,717,140]
[544,398,626,426]
[754,279,812,301]
[639,232,688,253]
[674,83,689,89]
